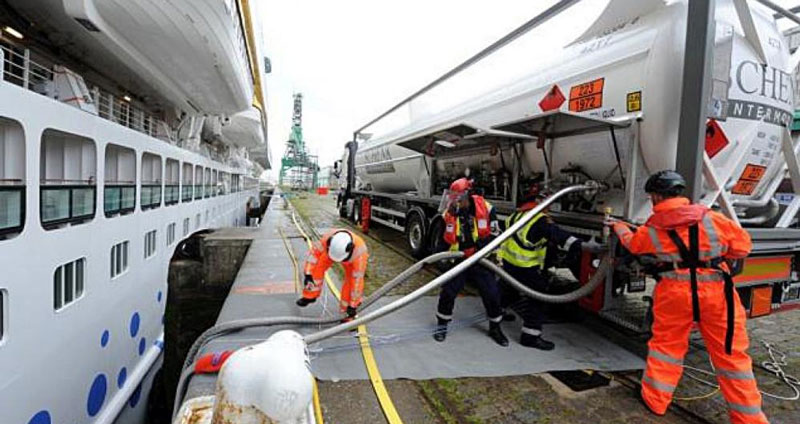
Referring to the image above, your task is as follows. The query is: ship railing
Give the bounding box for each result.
[164,184,180,206]
[181,184,193,202]
[0,179,25,237]
[141,184,162,210]
[39,179,96,228]
[0,44,54,92]
[104,182,136,217]
[0,42,174,143]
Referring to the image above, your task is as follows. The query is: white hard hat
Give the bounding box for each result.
[328,231,354,262]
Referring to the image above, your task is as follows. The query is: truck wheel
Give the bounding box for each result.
[406,213,428,259]
[428,218,446,254]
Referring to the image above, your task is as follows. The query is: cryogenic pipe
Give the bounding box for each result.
[303,182,599,344]
[481,257,612,304]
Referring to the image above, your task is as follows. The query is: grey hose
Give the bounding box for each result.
[480,257,612,303]
[303,183,598,344]
[173,251,464,418]
[174,182,601,416]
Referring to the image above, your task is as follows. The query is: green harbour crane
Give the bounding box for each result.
[279,93,319,190]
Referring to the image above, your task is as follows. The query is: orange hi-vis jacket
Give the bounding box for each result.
[613,197,767,424]
[303,229,369,312]
[443,195,494,257]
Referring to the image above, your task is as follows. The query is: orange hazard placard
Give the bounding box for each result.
[732,164,767,195]
[569,78,604,112]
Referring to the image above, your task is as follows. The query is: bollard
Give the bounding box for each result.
[211,330,312,423]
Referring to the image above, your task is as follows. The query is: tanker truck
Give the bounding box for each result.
[336,0,800,329]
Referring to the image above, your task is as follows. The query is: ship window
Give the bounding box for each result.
[144,230,156,259]
[165,159,179,206]
[211,170,218,197]
[40,130,96,229]
[183,218,190,236]
[205,210,209,223]
[110,240,129,279]
[204,168,211,198]
[0,289,5,341]
[167,222,176,246]
[0,117,25,240]
[104,144,136,217]
[195,213,201,229]
[194,166,203,200]
[219,172,228,195]
[182,162,193,202]
[141,153,162,210]
[54,258,86,311]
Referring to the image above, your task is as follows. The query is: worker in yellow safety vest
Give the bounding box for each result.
[498,183,583,350]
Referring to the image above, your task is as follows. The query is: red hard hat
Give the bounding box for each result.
[449,178,472,195]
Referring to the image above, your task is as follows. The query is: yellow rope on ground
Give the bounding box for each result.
[278,227,302,293]
[291,209,403,424]
[312,376,325,424]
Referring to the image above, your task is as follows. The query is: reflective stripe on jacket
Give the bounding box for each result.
[497,210,547,268]
[612,197,751,281]
[443,196,493,252]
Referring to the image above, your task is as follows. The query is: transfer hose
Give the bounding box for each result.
[174,251,464,418]
[481,257,612,303]
[174,183,603,416]
[303,183,600,344]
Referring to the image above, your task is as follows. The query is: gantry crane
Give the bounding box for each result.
[279,93,319,190]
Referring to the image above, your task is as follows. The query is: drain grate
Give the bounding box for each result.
[549,370,611,392]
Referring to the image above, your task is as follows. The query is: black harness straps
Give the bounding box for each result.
[664,223,735,355]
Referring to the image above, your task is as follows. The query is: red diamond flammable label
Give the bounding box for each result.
[539,84,565,112]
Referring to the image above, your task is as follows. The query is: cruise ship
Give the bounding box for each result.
[0,1,269,423]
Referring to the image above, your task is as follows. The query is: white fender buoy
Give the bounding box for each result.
[212,330,312,423]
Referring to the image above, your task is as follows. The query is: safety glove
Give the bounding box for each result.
[303,274,315,287]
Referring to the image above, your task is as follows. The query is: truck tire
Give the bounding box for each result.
[353,198,361,224]
[406,212,429,259]
[428,217,447,254]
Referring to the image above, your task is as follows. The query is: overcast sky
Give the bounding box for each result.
[257,0,799,180]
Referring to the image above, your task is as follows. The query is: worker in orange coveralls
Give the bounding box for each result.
[607,170,768,424]
[296,229,368,323]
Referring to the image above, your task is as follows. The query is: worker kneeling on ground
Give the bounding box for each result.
[607,170,768,424]
[498,184,582,351]
[434,178,508,346]
[296,229,368,323]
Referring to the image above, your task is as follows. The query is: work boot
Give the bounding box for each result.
[488,321,509,347]
[433,318,448,342]
[341,306,358,324]
[295,297,316,307]
[520,332,555,351]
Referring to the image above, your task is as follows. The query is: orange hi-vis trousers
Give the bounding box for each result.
[644,279,768,424]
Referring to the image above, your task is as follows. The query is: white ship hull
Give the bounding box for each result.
[0,80,258,424]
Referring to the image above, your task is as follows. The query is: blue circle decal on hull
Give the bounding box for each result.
[101,330,110,348]
[28,411,51,424]
[129,313,140,338]
[138,338,146,356]
[87,374,107,417]
[117,367,127,389]
[129,383,143,408]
